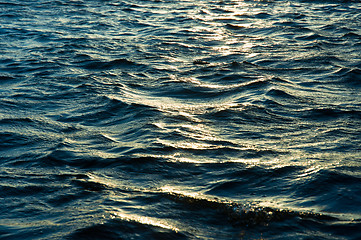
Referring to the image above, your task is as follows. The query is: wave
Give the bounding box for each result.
[164,191,336,226]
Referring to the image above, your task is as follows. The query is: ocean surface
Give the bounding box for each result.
[1,0,361,239]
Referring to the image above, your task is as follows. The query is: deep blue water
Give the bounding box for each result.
[1,0,361,239]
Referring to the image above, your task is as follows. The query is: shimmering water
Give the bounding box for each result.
[1,0,361,239]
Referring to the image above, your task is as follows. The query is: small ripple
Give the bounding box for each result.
[266,88,299,100]
[333,67,361,87]
[80,58,145,71]
[68,218,186,240]
[0,75,16,81]
[300,107,361,120]
[294,168,361,213]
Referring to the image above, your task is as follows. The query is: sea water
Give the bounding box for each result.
[1,0,361,239]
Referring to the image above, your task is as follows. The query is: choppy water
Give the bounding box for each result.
[1,0,361,239]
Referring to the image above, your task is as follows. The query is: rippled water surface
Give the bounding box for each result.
[1,0,361,239]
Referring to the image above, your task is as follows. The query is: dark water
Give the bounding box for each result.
[1,0,361,239]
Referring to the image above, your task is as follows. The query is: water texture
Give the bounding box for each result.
[1,0,361,239]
